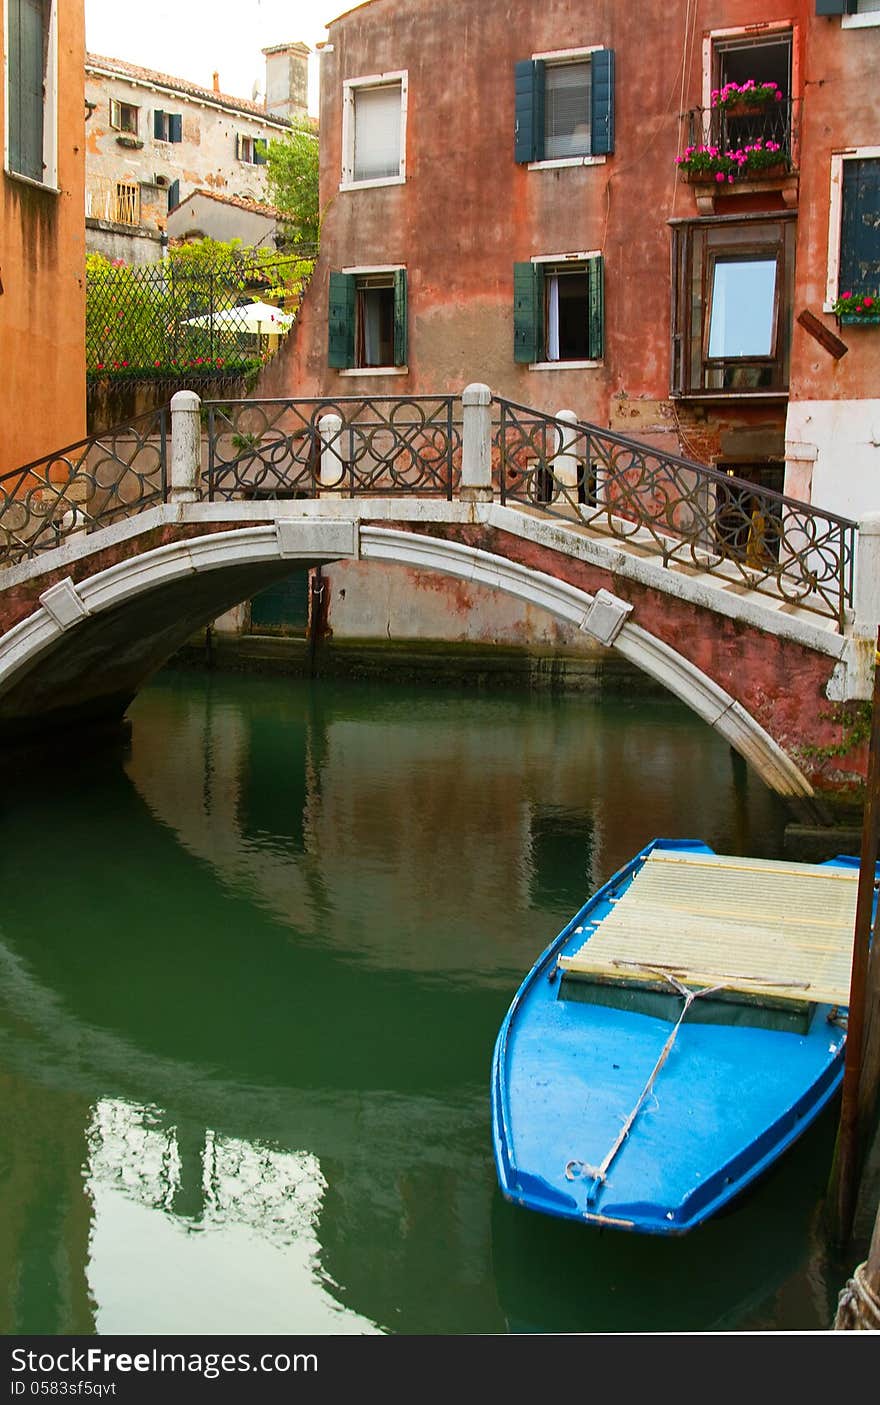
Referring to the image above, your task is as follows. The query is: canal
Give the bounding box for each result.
[0,665,864,1334]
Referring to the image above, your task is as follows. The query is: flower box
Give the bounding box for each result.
[839,314,880,325]
[711,80,785,111]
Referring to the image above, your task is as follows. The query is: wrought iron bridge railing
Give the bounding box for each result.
[0,391,857,632]
[204,396,459,501]
[493,397,855,632]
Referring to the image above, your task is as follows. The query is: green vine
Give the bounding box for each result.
[800,701,873,760]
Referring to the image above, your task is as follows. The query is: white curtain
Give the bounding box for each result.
[546,275,560,362]
[362,290,382,365]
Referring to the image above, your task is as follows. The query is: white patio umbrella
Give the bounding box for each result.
[184,300,294,334]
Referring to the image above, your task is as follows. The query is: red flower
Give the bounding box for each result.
[863,296,874,308]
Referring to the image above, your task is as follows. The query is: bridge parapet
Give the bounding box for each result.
[0,387,868,636]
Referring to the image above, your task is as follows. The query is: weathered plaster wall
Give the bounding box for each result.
[0,3,86,473]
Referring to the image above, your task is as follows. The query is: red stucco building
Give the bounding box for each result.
[1,0,86,472]
[265,0,880,527]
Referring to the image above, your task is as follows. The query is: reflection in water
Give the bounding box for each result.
[0,668,859,1333]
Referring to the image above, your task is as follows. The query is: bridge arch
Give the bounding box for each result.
[0,516,816,804]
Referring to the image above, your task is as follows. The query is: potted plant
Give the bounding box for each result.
[832,290,880,324]
[711,80,784,115]
[675,139,788,183]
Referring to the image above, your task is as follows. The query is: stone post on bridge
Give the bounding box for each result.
[318,413,345,498]
[460,383,493,502]
[551,409,579,494]
[855,513,880,639]
[170,390,201,503]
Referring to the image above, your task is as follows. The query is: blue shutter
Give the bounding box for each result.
[393,269,408,366]
[167,179,180,211]
[328,272,356,368]
[815,2,848,13]
[513,262,543,363]
[170,114,183,143]
[591,50,615,156]
[840,159,880,298]
[515,60,545,164]
[8,0,45,182]
[154,110,165,139]
[587,256,605,360]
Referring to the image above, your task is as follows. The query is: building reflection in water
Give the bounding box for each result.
[0,666,819,1335]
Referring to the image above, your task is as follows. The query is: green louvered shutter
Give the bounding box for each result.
[515,60,545,163]
[840,159,880,298]
[393,268,408,365]
[255,138,268,165]
[590,50,615,156]
[8,0,45,181]
[154,110,165,139]
[328,272,356,368]
[167,179,180,211]
[587,255,605,360]
[170,114,183,143]
[513,262,542,363]
[815,1,848,14]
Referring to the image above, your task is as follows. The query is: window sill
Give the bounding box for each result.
[671,389,788,403]
[529,360,602,371]
[4,168,59,195]
[842,13,880,28]
[339,175,405,192]
[338,366,409,377]
[527,155,606,171]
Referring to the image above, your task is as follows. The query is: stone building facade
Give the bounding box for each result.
[84,43,310,264]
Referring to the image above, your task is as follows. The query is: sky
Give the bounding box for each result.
[84,0,342,114]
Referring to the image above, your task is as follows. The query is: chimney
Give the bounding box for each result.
[261,42,309,119]
[212,71,220,92]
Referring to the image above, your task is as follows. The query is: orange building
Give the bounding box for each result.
[1,0,86,473]
[264,0,880,527]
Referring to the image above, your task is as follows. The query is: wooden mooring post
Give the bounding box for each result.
[827,629,880,1258]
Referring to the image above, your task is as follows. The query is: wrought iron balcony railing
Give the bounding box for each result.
[682,96,801,179]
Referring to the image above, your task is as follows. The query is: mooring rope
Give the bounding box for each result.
[564,965,729,1200]
[835,1261,880,1330]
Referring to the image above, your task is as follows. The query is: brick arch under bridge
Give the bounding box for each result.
[0,505,869,814]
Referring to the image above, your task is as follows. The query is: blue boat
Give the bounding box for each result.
[491,838,872,1235]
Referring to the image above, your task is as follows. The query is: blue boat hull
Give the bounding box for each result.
[491,839,857,1235]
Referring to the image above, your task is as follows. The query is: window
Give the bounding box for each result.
[706,29,793,164]
[515,49,614,165]
[671,215,795,396]
[153,110,182,143]
[341,72,407,188]
[113,180,139,226]
[5,0,58,186]
[818,0,880,25]
[825,152,880,310]
[237,133,267,165]
[513,256,604,366]
[328,268,407,370]
[110,99,139,134]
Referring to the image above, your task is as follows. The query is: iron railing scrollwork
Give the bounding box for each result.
[205,396,459,501]
[0,410,167,566]
[493,397,855,630]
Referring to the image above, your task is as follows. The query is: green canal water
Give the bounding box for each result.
[0,667,865,1335]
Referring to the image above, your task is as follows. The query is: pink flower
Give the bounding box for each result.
[715,171,725,182]
[863,295,874,307]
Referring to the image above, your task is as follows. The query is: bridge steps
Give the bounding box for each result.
[508,505,843,639]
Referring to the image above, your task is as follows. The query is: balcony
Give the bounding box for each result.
[678,98,801,213]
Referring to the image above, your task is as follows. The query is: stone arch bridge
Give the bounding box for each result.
[1,387,877,816]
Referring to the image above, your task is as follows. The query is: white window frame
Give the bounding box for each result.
[528,250,603,371]
[843,4,880,30]
[825,146,880,309]
[340,70,408,191]
[338,263,408,376]
[528,46,606,172]
[701,21,799,110]
[3,0,59,191]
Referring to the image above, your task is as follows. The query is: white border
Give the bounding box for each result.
[824,146,880,309]
[340,69,408,191]
[842,9,880,30]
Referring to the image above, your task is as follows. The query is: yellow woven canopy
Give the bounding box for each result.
[557,850,860,1006]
